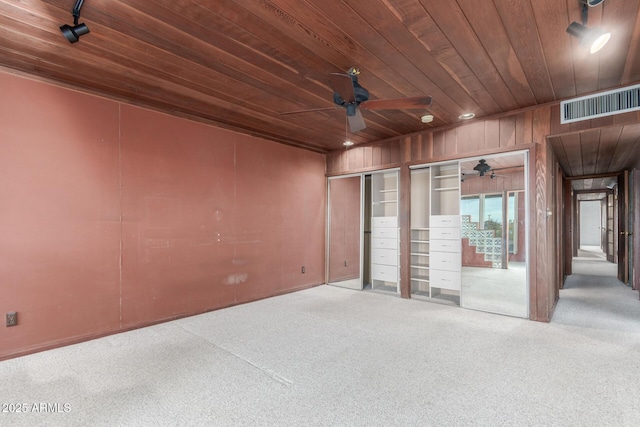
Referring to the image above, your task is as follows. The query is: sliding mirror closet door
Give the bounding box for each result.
[327,176,363,290]
[460,152,528,317]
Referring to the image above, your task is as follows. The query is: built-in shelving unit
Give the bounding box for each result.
[410,164,462,302]
[371,171,399,293]
[410,169,430,296]
[430,163,461,304]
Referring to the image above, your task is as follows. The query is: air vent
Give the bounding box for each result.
[560,84,640,124]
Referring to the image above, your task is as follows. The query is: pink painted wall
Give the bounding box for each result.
[0,70,326,360]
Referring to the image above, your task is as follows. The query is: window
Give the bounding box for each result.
[462,192,519,255]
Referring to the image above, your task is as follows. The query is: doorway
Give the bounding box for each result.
[568,174,632,283]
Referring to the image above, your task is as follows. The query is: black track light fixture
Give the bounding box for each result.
[60,0,89,43]
[566,0,610,54]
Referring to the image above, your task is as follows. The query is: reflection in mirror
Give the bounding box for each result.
[460,153,528,317]
[328,176,362,289]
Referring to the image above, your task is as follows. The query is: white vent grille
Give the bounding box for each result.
[560,84,640,124]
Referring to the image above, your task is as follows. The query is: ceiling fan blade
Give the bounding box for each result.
[279,106,340,115]
[329,73,356,103]
[347,109,366,132]
[359,96,433,111]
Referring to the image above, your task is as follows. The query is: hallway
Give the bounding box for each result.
[571,245,617,278]
[553,245,640,333]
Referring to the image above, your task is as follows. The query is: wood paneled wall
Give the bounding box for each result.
[0,71,326,360]
[461,172,524,195]
[327,112,535,175]
[327,106,561,321]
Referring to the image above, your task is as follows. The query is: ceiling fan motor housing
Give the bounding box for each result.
[332,75,370,115]
[352,76,369,103]
[473,159,491,176]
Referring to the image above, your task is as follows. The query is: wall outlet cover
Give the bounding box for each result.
[6,312,17,327]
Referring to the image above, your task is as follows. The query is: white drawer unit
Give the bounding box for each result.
[430,269,461,291]
[372,216,398,229]
[372,227,397,239]
[371,263,398,282]
[430,251,461,272]
[429,206,461,299]
[371,248,398,266]
[430,227,460,240]
[430,215,460,228]
[371,237,398,250]
[430,239,460,253]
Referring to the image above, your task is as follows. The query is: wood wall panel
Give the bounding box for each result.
[0,72,121,359]
[0,71,326,360]
[633,169,640,291]
[484,118,501,150]
[533,142,548,321]
[500,116,516,147]
[328,112,537,175]
[461,172,524,195]
[445,128,458,156]
[433,131,446,158]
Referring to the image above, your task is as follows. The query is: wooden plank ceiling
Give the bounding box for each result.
[548,122,640,190]
[1,0,640,167]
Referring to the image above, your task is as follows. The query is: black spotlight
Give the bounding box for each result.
[60,0,89,43]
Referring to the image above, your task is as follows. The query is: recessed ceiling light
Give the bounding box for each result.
[343,140,354,147]
[421,114,434,123]
[459,113,475,120]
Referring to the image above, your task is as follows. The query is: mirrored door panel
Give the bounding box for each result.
[328,176,362,289]
[460,152,528,317]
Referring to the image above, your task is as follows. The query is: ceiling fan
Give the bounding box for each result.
[461,159,510,181]
[280,67,433,132]
[462,159,492,178]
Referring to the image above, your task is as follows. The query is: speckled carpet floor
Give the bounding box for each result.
[1,266,639,426]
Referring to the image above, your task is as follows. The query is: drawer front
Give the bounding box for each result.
[371,237,398,250]
[371,263,398,282]
[430,227,460,240]
[430,269,461,291]
[430,239,460,253]
[371,248,398,266]
[372,216,398,229]
[372,227,397,239]
[430,215,460,228]
[430,251,461,272]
